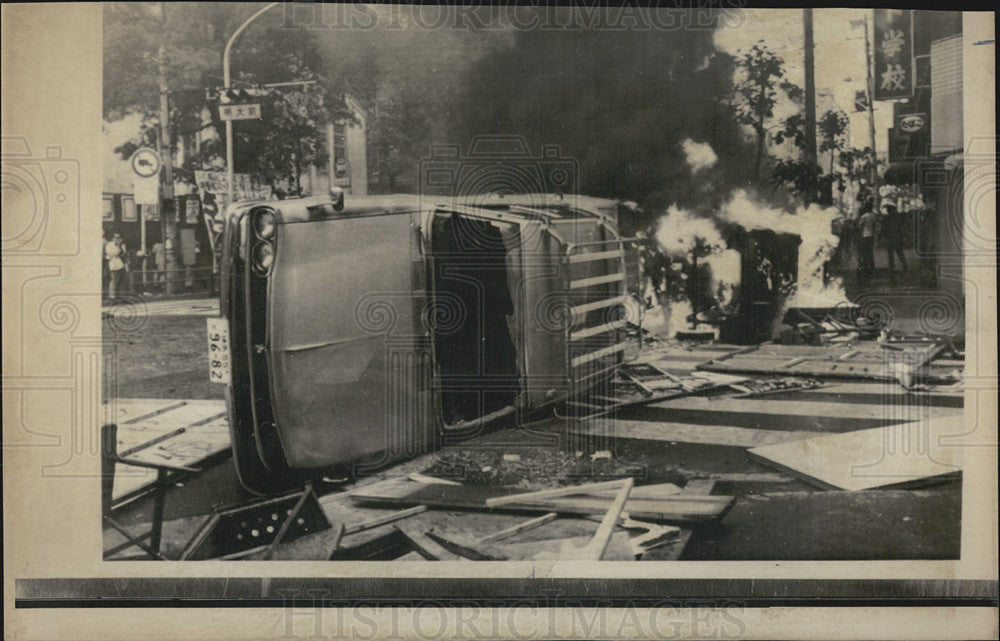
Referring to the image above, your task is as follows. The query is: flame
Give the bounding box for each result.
[718,189,849,308]
[649,188,850,341]
[655,205,724,256]
[651,205,738,337]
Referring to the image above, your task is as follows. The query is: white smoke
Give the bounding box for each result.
[681,139,718,173]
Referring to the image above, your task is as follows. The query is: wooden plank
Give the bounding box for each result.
[580,478,633,560]
[645,528,693,561]
[650,396,962,422]
[424,531,508,560]
[343,506,428,535]
[408,473,460,485]
[478,513,559,544]
[569,418,815,448]
[394,524,464,561]
[350,481,733,523]
[624,519,682,556]
[748,417,964,491]
[682,479,717,495]
[507,496,734,524]
[588,483,681,500]
[485,479,629,507]
[111,420,231,501]
[493,531,635,561]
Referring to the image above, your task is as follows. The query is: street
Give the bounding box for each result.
[103,291,965,561]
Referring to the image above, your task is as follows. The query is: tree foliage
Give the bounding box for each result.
[103,2,346,190]
[730,42,803,180]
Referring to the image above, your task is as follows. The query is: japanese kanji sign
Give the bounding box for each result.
[219,103,261,121]
[193,171,271,201]
[873,9,913,101]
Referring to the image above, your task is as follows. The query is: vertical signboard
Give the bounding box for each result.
[873,9,913,101]
[185,195,201,224]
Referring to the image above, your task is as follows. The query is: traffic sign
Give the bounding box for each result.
[133,176,160,206]
[130,147,161,178]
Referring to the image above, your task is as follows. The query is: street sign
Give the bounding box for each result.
[133,176,160,206]
[220,103,261,121]
[854,90,869,112]
[130,147,161,178]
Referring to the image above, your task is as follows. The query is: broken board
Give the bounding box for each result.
[697,343,959,383]
[105,399,230,502]
[569,418,815,448]
[748,417,964,491]
[349,479,733,523]
[493,530,635,560]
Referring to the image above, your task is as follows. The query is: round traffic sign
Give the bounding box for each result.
[130,148,162,178]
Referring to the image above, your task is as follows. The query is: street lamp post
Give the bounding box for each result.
[223,2,279,206]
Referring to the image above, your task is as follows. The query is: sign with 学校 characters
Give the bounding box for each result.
[873,9,913,101]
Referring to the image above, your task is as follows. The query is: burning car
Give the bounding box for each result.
[215,190,640,493]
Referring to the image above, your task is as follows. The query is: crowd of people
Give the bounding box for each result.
[101,232,212,303]
[834,183,931,289]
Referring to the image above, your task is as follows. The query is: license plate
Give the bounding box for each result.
[206,317,232,385]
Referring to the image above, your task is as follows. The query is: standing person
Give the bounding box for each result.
[151,240,166,290]
[857,199,879,287]
[100,233,110,294]
[104,233,128,302]
[882,202,908,278]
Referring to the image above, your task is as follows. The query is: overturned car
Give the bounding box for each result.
[216,191,640,493]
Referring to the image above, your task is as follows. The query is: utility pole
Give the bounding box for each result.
[224,2,279,206]
[157,1,179,294]
[803,9,818,165]
[861,14,881,214]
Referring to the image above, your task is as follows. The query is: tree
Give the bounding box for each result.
[104,3,228,157]
[767,106,848,206]
[730,43,803,181]
[103,3,347,190]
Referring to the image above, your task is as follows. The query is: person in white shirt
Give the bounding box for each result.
[105,233,129,301]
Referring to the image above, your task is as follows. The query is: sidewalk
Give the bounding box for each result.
[103,297,219,317]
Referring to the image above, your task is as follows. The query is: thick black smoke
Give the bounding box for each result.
[447,8,754,229]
